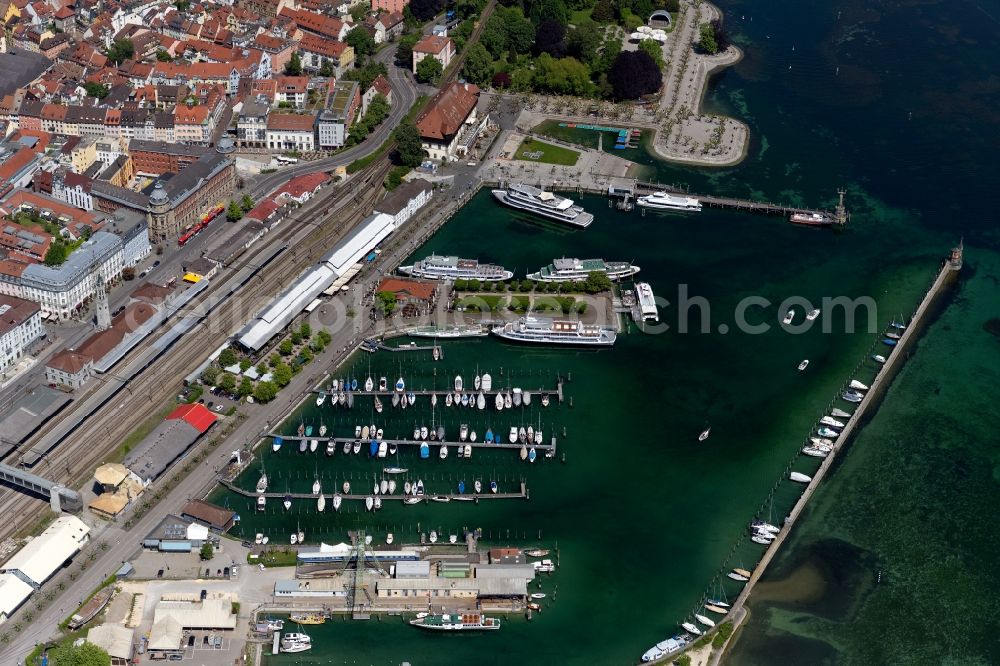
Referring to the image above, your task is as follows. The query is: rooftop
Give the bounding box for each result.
[0,294,40,337]
[414,35,453,55]
[375,178,432,216]
[416,82,479,142]
[0,515,90,586]
[267,113,317,132]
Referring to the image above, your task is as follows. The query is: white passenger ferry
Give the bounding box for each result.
[491,183,594,227]
[527,257,640,282]
[491,317,616,347]
[397,254,513,281]
[636,191,703,211]
[636,282,659,322]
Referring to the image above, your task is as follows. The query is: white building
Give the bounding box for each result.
[374,179,433,227]
[0,295,43,376]
[0,573,34,623]
[266,114,316,152]
[0,515,90,589]
[0,213,149,321]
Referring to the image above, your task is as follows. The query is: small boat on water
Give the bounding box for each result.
[798,359,809,371]
[429,531,438,543]
[409,612,500,631]
[695,614,715,628]
[802,446,829,457]
[842,391,863,403]
[272,436,282,452]
[362,425,370,439]
[831,408,852,418]
[752,534,773,545]
[317,494,326,512]
[810,437,834,448]
[420,442,429,458]
[464,444,472,458]
[365,376,374,392]
[343,481,351,494]
[316,392,325,407]
[439,444,448,459]
[386,533,394,544]
[257,495,266,510]
[783,309,795,325]
[526,549,550,557]
[518,426,527,442]
[396,377,405,392]
[817,427,840,438]
[707,599,730,608]
[490,480,498,493]
[530,593,546,599]
[698,427,711,442]
[446,393,454,407]
[388,480,397,494]
[412,426,420,440]
[256,473,268,493]
[420,426,428,440]
[460,424,469,441]
[806,308,820,321]
[365,497,374,511]
[528,447,537,463]
[470,430,477,442]
[790,471,812,483]
[727,571,749,582]
[885,331,902,340]
[312,479,321,495]
[734,567,752,578]
[380,479,389,494]
[374,496,382,510]
[378,442,387,458]
[458,480,465,494]
[352,441,361,454]
[404,481,412,495]
[455,375,463,391]
[520,445,528,461]
[298,439,307,453]
[524,391,532,406]
[820,416,845,428]
[481,373,493,391]
[681,622,702,636]
[495,392,504,410]
[309,439,318,452]
[385,466,408,474]
[485,429,493,443]
[705,604,729,615]
[376,428,384,439]
[408,392,416,406]
[449,534,458,544]
[474,479,482,493]
[542,393,550,407]
[290,533,298,547]
[379,377,387,391]
[872,354,887,364]
[849,379,869,391]
[513,388,522,407]
[333,494,342,511]
[437,426,445,440]
[752,520,780,534]
[882,338,898,347]
[509,426,518,443]
[504,392,512,409]
[477,392,486,409]
[283,494,292,511]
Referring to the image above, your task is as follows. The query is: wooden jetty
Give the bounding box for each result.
[220,479,529,501]
[315,381,565,403]
[267,435,557,454]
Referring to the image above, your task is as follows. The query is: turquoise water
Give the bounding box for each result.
[210,0,1000,662]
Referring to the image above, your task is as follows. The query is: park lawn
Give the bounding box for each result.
[515,137,580,166]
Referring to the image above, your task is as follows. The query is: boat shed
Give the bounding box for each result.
[180,499,236,533]
[237,212,397,351]
[123,404,217,483]
[0,515,90,587]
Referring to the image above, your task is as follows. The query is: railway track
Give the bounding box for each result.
[0,158,391,538]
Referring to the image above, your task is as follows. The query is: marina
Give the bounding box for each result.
[263,435,557,454]
[219,478,530,502]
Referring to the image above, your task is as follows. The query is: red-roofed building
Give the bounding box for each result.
[274,171,330,203]
[266,113,317,151]
[362,74,392,116]
[416,82,485,162]
[297,33,354,75]
[167,403,217,433]
[412,35,454,74]
[372,0,408,15]
[377,278,437,317]
[279,7,347,41]
[0,148,41,194]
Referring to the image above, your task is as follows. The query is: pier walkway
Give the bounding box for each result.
[628,180,846,221]
[219,479,528,501]
[266,435,557,453]
[696,244,963,666]
[313,381,565,403]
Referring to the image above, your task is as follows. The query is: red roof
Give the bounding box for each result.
[167,403,217,433]
[416,82,479,141]
[378,278,435,302]
[277,171,329,198]
[414,35,453,55]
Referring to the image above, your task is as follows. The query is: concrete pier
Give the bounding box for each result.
[220,479,529,502]
[266,435,556,453]
[662,244,963,665]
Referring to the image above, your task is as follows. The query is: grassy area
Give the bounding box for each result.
[456,295,502,312]
[515,136,580,166]
[110,401,178,463]
[569,8,592,25]
[254,549,298,567]
[508,295,530,312]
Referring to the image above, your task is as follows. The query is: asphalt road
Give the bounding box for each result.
[247,49,419,200]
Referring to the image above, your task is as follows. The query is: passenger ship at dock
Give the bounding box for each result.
[491,183,594,228]
[635,282,659,322]
[636,191,702,211]
[527,258,640,283]
[397,254,513,281]
[491,317,617,347]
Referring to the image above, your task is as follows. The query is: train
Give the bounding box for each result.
[177,203,225,246]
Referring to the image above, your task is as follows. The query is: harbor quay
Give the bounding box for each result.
[652,243,965,666]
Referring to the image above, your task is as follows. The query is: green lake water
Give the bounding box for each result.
[208,0,1000,662]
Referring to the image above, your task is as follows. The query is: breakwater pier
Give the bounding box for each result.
[652,242,964,665]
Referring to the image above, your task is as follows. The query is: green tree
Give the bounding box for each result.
[290,330,302,345]
[240,194,255,213]
[346,26,376,60]
[256,362,267,375]
[319,59,334,77]
[218,373,236,393]
[462,43,493,86]
[342,61,388,90]
[238,376,254,398]
[676,654,692,666]
[533,53,593,95]
[105,38,134,65]
[639,39,664,68]
[273,363,293,387]
[48,642,110,666]
[44,241,68,266]
[155,49,172,62]
[279,339,294,356]
[415,55,443,83]
[396,33,420,67]
[226,200,243,222]
[349,3,368,21]
[299,322,311,339]
[317,330,332,345]
[590,0,615,22]
[505,9,536,53]
[219,347,238,367]
[200,366,219,385]
[300,346,313,363]
[253,381,278,403]
[376,291,397,316]
[394,122,426,167]
[528,0,568,26]
[566,23,602,66]
[698,22,719,54]
[583,270,613,293]
[285,51,303,75]
[83,81,109,99]
[174,0,190,10]
[199,542,214,560]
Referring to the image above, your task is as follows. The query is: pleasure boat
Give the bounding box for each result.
[312,479,321,495]
[485,429,493,443]
[495,392,504,410]
[492,182,594,227]
[272,436,282,452]
[752,533,774,545]
[256,474,268,493]
[316,392,325,407]
[362,425,370,439]
[365,497,374,511]
[727,571,749,582]
[439,444,448,459]
[849,379,869,391]
[636,191,702,212]
[474,479,482,494]
[470,430,477,442]
[460,424,469,441]
[407,392,416,406]
[490,480,498,493]
[343,481,351,494]
[798,359,809,371]
[352,440,361,454]
[455,375,463,391]
[817,427,840,438]
[706,599,730,609]
[280,633,312,653]
[429,530,438,543]
[527,257,641,282]
[477,392,486,409]
[257,495,266,511]
[882,338,898,347]
[695,614,716,628]
[752,520,780,534]
[420,442,429,458]
[481,373,493,391]
[492,317,616,347]
[380,479,389,494]
[518,426,527,442]
[420,426,428,440]
[464,444,472,458]
[541,393,550,407]
[872,354,887,364]
[326,441,336,456]
[509,426,518,443]
[446,392,454,407]
[513,388,522,407]
[283,494,291,511]
[316,494,326,512]
[831,408,852,418]
[783,309,795,325]
[365,376,374,392]
[698,427,711,442]
[681,622,703,636]
[378,442,387,458]
[528,447,537,463]
[398,254,514,281]
[842,391,864,403]
[810,437,835,448]
[535,430,543,445]
[333,494,342,511]
[806,308,821,321]
[379,377,387,391]
[409,613,500,631]
[395,377,405,392]
[520,445,528,461]
[790,471,812,483]
[309,439,318,452]
[802,446,829,458]
[376,428,384,439]
[820,416,845,428]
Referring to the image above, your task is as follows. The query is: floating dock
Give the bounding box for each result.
[220,479,529,501]
[315,382,565,403]
[267,435,557,453]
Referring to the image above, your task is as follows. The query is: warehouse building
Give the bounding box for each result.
[123,403,217,483]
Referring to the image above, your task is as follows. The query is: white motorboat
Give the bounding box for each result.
[412,426,420,440]
[872,354,887,364]
[374,483,380,495]
[316,494,326,512]
[831,408,852,418]
[290,533,298,545]
[474,479,482,494]
[810,437,834,448]
[365,497,374,511]
[636,191,702,212]
[464,444,472,458]
[388,479,396,494]
[455,375,463,391]
[404,480,412,495]
[320,424,328,437]
[481,373,492,391]
[527,425,534,442]
[535,430,543,445]
[806,308,820,321]
[518,426,527,442]
[523,391,531,406]
[376,428,384,439]
[333,494,342,511]
[695,614,715,628]
[802,446,829,458]
[783,309,795,325]
[474,374,481,390]
[386,533,394,544]
[790,471,812,483]
[520,445,528,461]
[312,479,321,495]
[752,520,780,534]
[365,376,374,391]
[439,445,448,459]
[316,393,325,407]
[798,359,809,371]
[513,388,522,407]
[504,392,513,409]
[449,534,457,544]
[420,426,428,439]
[477,392,486,409]
[460,424,469,441]
[509,426,518,443]
[470,430,477,442]
[495,392,504,410]
[541,393,550,407]
[385,466,408,474]
[343,481,351,494]
[698,427,711,442]
[850,379,869,391]
[752,534,774,545]
[361,425,370,439]
[379,377,387,391]
[446,392,454,407]
[727,572,749,582]
[378,442,387,458]
[429,531,438,543]
[309,439,318,453]
[257,495,266,511]
[380,479,388,494]
[374,497,382,510]
[820,416,845,428]
[256,473,268,494]
[352,441,361,454]
[326,440,336,456]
